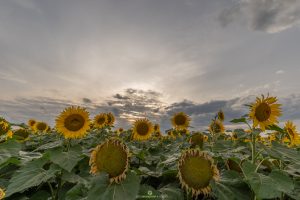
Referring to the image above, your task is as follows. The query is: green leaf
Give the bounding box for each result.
[267,124,284,133]
[269,169,294,193]
[87,171,140,200]
[137,185,160,200]
[0,139,22,166]
[48,145,83,172]
[65,183,88,200]
[5,156,60,197]
[33,140,64,151]
[241,161,281,199]
[211,171,252,200]
[30,190,51,200]
[159,184,184,200]
[230,118,247,124]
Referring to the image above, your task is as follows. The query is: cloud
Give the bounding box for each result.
[219,0,300,33]
[2,88,300,133]
[276,70,285,74]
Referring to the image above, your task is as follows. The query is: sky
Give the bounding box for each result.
[0,0,300,131]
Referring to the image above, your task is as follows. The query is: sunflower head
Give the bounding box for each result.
[284,121,300,146]
[226,158,242,173]
[89,138,129,183]
[217,110,225,122]
[0,187,5,200]
[171,112,190,130]
[132,118,154,141]
[0,118,10,136]
[94,113,107,129]
[105,112,115,126]
[209,120,225,134]
[56,106,91,139]
[189,132,204,149]
[249,95,282,131]
[33,121,49,133]
[154,124,160,132]
[28,119,36,128]
[14,128,30,140]
[232,132,238,140]
[178,149,219,197]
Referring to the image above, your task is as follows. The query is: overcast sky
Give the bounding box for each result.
[1,0,300,131]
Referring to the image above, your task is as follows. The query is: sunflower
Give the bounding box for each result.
[33,121,49,133]
[0,120,10,136]
[89,138,129,183]
[217,110,225,122]
[56,106,91,139]
[231,132,238,140]
[0,187,5,200]
[154,124,160,132]
[178,149,219,197]
[284,121,300,146]
[28,119,36,129]
[249,95,282,131]
[94,113,107,129]
[105,112,115,126]
[189,132,204,149]
[171,112,190,130]
[208,120,225,134]
[132,119,154,141]
[13,129,30,141]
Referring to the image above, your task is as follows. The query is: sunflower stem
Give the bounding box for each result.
[251,132,256,164]
[47,181,55,200]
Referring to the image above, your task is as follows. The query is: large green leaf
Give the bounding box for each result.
[87,171,140,200]
[5,156,60,197]
[269,170,294,194]
[159,184,184,200]
[48,145,83,172]
[242,161,281,199]
[211,170,252,200]
[0,139,22,166]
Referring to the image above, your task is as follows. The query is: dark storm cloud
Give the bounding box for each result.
[219,0,300,33]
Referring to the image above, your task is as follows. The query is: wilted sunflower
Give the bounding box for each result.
[249,95,281,131]
[33,122,49,133]
[89,138,129,183]
[189,132,204,149]
[0,188,5,200]
[56,106,91,139]
[209,120,225,134]
[27,119,36,129]
[171,112,190,130]
[105,112,115,126]
[132,119,154,141]
[217,110,225,122]
[178,149,219,197]
[284,121,300,146]
[94,113,107,129]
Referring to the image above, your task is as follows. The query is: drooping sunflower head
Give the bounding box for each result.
[208,120,225,134]
[13,129,30,141]
[89,138,129,183]
[249,95,282,131]
[93,113,107,129]
[0,187,5,200]
[189,132,204,149]
[217,110,225,122]
[132,118,154,141]
[33,122,49,133]
[232,132,238,140]
[105,112,115,126]
[56,106,91,139]
[284,121,300,146]
[178,149,219,197]
[171,112,190,130]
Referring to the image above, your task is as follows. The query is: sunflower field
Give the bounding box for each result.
[0,95,300,200]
